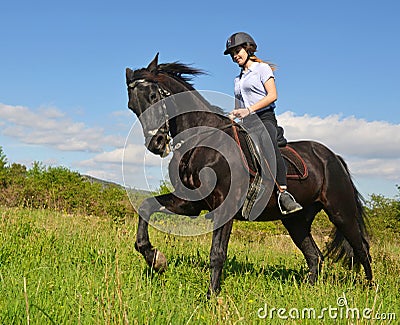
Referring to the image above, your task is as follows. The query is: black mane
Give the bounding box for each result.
[157,62,205,91]
[157,63,226,116]
[128,59,226,116]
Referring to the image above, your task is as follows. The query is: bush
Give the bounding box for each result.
[366,188,400,234]
[0,147,7,187]
[0,146,135,221]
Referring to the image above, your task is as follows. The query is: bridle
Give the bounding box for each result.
[128,78,172,140]
[128,78,172,98]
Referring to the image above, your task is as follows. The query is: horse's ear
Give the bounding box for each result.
[146,53,159,74]
[126,68,134,81]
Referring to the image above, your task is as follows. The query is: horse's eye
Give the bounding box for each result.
[149,92,158,102]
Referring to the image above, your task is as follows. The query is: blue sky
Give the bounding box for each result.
[1,0,399,198]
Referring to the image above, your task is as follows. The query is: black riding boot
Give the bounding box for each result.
[278,190,303,215]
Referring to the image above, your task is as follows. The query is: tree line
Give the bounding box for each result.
[0,146,136,222]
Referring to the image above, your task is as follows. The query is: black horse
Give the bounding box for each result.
[125,54,372,297]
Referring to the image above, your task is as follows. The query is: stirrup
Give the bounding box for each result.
[277,191,302,215]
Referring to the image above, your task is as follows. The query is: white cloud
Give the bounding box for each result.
[279,112,400,157]
[76,143,169,188]
[0,103,123,152]
[278,111,400,181]
[77,144,162,167]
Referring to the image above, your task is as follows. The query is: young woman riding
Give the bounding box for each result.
[225,32,302,215]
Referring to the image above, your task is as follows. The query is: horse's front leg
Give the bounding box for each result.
[207,218,234,298]
[135,193,204,272]
[135,196,168,272]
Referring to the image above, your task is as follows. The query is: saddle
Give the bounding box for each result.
[233,126,308,219]
[239,127,308,180]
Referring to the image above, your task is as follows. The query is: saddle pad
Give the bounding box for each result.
[280,145,308,180]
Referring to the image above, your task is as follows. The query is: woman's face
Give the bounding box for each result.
[229,46,248,66]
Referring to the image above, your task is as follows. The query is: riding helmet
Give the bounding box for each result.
[224,32,257,55]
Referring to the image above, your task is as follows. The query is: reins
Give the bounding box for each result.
[171,120,234,151]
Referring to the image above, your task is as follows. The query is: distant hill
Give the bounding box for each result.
[82,174,123,188]
[82,174,151,196]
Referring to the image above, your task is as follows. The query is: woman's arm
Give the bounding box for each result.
[248,77,277,113]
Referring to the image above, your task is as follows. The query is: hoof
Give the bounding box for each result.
[206,286,221,300]
[364,278,375,289]
[152,250,167,273]
[307,272,318,285]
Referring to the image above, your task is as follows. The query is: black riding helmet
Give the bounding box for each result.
[224,32,257,55]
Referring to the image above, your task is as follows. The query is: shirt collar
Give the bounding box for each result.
[241,61,258,75]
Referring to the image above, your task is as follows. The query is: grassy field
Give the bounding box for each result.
[0,206,399,324]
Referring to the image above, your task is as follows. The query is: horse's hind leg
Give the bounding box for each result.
[321,163,372,281]
[281,204,324,284]
[208,218,234,298]
[323,201,372,281]
[135,193,204,272]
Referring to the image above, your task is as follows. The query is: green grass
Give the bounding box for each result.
[0,207,399,324]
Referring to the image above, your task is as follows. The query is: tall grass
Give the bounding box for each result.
[0,206,399,324]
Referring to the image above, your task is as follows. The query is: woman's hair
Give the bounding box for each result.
[244,44,277,71]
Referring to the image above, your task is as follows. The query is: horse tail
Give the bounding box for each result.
[324,155,371,270]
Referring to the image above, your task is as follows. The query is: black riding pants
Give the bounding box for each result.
[244,110,287,187]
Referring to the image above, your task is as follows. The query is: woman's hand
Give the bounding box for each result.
[229,107,251,119]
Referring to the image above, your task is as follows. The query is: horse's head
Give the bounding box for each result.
[126,54,204,157]
[126,53,172,157]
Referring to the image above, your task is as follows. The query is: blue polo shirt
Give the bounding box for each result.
[234,62,276,112]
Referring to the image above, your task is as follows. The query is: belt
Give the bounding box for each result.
[255,105,275,115]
